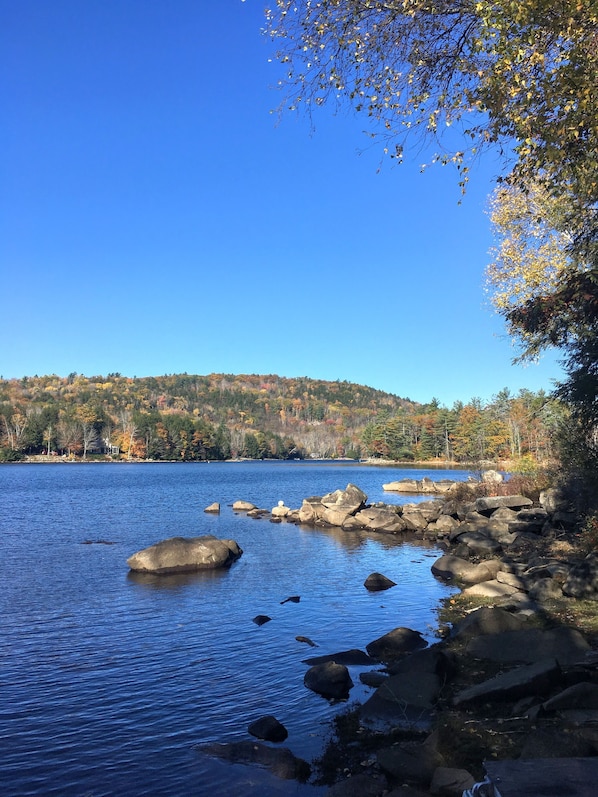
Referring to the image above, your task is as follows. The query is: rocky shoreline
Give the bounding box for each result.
[203,482,598,796]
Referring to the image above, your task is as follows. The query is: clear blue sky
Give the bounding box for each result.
[1,0,564,407]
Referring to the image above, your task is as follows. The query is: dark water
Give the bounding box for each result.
[0,461,468,796]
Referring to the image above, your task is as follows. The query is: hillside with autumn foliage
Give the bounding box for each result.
[0,373,561,465]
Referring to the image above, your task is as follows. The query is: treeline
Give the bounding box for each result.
[0,373,561,465]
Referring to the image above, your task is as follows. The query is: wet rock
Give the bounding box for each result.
[304,661,354,699]
[200,740,310,781]
[364,572,397,591]
[280,595,300,604]
[295,635,317,647]
[303,649,374,666]
[248,715,288,743]
[126,535,242,574]
[366,627,428,661]
[360,671,388,687]
[252,615,272,626]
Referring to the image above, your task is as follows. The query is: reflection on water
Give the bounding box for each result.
[0,461,464,796]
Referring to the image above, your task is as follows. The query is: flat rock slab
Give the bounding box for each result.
[466,627,591,665]
[461,579,518,598]
[359,693,436,734]
[453,657,561,706]
[480,757,598,797]
[374,670,442,709]
[475,495,533,512]
[303,648,374,666]
[199,741,310,781]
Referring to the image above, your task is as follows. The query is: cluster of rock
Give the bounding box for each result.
[322,604,598,797]
[223,481,598,794]
[230,481,598,602]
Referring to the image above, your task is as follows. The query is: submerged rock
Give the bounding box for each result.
[199,740,310,781]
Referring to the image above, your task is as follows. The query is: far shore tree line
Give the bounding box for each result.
[0,373,560,467]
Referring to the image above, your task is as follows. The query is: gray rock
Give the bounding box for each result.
[248,715,288,742]
[519,727,596,758]
[298,496,325,524]
[366,627,428,661]
[540,486,572,513]
[461,579,517,598]
[364,572,397,591]
[458,531,502,555]
[475,495,533,513]
[465,627,591,665]
[563,553,598,599]
[542,682,598,712]
[430,766,475,795]
[322,506,355,526]
[359,670,388,687]
[528,577,564,601]
[451,606,528,640]
[453,658,562,706]
[353,507,407,533]
[326,773,389,797]
[304,661,354,699]
[373,670,442,709]
[321,483,367,513]
[401,510,430,532]
[126,535,242,574]
[431,554,500,584]
[232,500,257,511]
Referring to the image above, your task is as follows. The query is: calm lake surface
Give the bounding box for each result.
[0,461,471,796]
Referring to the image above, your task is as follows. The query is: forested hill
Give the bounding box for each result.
[0,373,558,464]
[0,373,413,461]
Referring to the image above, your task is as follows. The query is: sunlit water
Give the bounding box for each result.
[0,461,469,796]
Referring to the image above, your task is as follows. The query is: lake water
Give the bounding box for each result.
[0,461,469,796]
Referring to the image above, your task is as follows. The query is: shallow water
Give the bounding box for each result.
[0,461,467,796]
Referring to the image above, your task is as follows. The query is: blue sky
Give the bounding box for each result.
[1,0,564,406]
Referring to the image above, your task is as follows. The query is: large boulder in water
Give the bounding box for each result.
[127,535,242,574]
